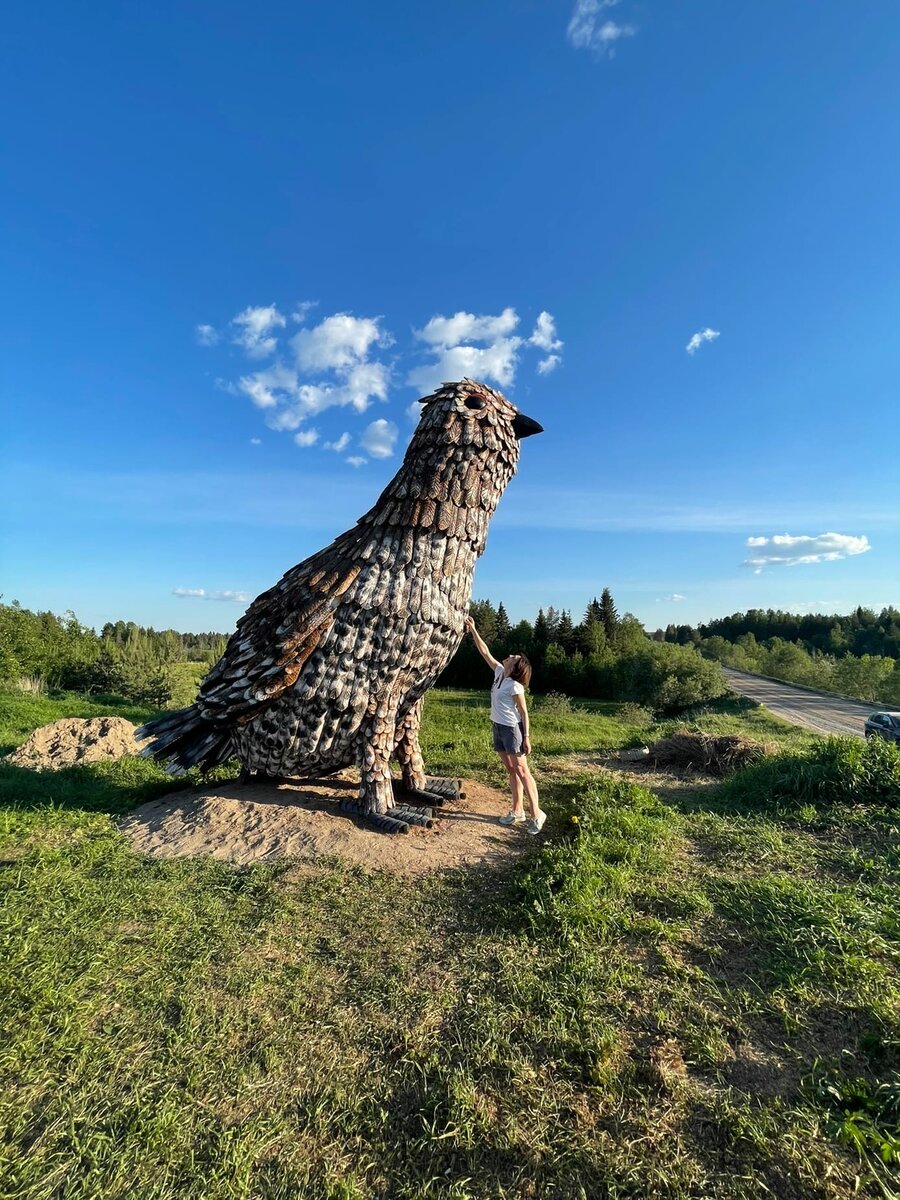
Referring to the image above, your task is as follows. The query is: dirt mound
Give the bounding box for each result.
[7,717,142,770]
[119,775,527,878]
[649,730,773,777]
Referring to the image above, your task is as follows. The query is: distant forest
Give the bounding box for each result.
[656,606,900,705]
[0,592,727,713]
[2,596,898,710]
[657,607,900,661]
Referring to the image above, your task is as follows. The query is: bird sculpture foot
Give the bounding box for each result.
[425,775,466,801]
[391,775,464,808]
[337,797,413,834]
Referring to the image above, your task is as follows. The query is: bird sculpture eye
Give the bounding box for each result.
[464,396,486,410]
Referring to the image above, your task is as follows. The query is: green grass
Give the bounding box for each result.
[1,688,899,1197]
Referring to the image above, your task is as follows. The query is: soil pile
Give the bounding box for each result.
[7,717,142,770]
[649,730,773,777]
[119,775,524,878]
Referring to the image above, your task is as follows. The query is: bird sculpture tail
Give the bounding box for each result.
[136,704,234,775]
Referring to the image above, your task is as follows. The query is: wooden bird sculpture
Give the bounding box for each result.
[137,378,543,830]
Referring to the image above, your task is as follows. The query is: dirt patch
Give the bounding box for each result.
[6,717,141,770]
[119,774,527,878]
[556,753,723,807]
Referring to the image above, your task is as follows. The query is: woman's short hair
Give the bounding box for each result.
[510,654,532,688]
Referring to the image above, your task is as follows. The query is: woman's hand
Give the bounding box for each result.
[465,615,475,634]
[522,736,532,756]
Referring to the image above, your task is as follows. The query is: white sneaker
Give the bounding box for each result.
[499,810,526,826]
[527,811,547,835]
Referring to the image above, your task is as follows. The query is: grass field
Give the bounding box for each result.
[1,687,899,1198]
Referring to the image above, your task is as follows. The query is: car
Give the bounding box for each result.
[864,711,900,744]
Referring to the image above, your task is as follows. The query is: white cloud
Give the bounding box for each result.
[291,300,319,323]
[213,300,559,451]
[361,419,398,459]
[325,432,351,452]
[237,363,300,410]
[294,429,320,448]
[343,360,389,411]
[529,311,563,353]
[292,313,386,373]
[686,327,720,355]
[790,600,843,614]
[742,532,872,573]
[407,337,523,395]
[173,587,251,603]
[408,307,563,394]
[249,438,261,445]
[231,305,287,358]
[657,593,687,602]
[416,308,519,348]
[195,324,219,346]
[346,455,367,468]
[567,0,636,55]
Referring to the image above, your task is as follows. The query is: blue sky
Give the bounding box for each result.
[2,1,899,633]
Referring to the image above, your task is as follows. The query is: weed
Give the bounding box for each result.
[720,736,900,811]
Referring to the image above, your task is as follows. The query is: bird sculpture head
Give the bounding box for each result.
[365,379,542,544]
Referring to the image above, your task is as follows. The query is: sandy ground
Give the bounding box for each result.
[7,717,141,769]
[119,774,528,877]
[722,667,876,738]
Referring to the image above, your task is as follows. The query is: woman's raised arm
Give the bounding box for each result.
[465,616,501,671]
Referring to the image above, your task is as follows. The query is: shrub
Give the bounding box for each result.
[537,691,575,714]
[720,735,900,809]
[613,643,727,712]
[617,702,654,729]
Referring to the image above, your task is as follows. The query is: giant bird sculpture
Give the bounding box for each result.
[138,379,542,831]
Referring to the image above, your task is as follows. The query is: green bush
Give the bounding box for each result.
[616,702,654,728]
[720,735,900,809]
[536,691,576,714]
[614,642,727,712]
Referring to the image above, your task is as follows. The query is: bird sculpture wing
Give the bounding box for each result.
[195,533,363,727]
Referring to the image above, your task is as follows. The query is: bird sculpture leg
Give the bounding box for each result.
[343,694,413,833]
[392,697,463,807]
[393,698,427,793]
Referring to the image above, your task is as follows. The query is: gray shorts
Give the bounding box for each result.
[492,721,525,755]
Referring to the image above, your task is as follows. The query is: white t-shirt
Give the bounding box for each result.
[491,665,525,726]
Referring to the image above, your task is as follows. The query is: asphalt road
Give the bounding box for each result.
[721,667,876,738]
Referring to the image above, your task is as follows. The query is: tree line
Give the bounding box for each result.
[658,606,900,661]
[652,607,900,705]
[440,589,726,710]
[0,602,226,707]
[0,592,728,713]
[6,593,896,711]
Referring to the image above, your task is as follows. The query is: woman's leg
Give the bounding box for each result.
[513,755,540,819]
[499,752,524,813]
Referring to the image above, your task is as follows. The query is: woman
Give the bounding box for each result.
[465,615,546,834]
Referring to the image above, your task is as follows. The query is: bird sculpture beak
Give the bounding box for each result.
[511,412,544,439]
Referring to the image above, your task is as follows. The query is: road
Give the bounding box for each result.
[721,667,876,738]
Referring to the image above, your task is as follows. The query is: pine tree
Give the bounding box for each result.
[533,608,550,661]
[545,606,560,641]
[557,609,575,653]
[598,588,619,642]
[495,602,511,639]
[469,599,498,644]
[584,597,603,625]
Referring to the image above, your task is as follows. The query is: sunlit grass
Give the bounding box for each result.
[1,688,898,1197]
